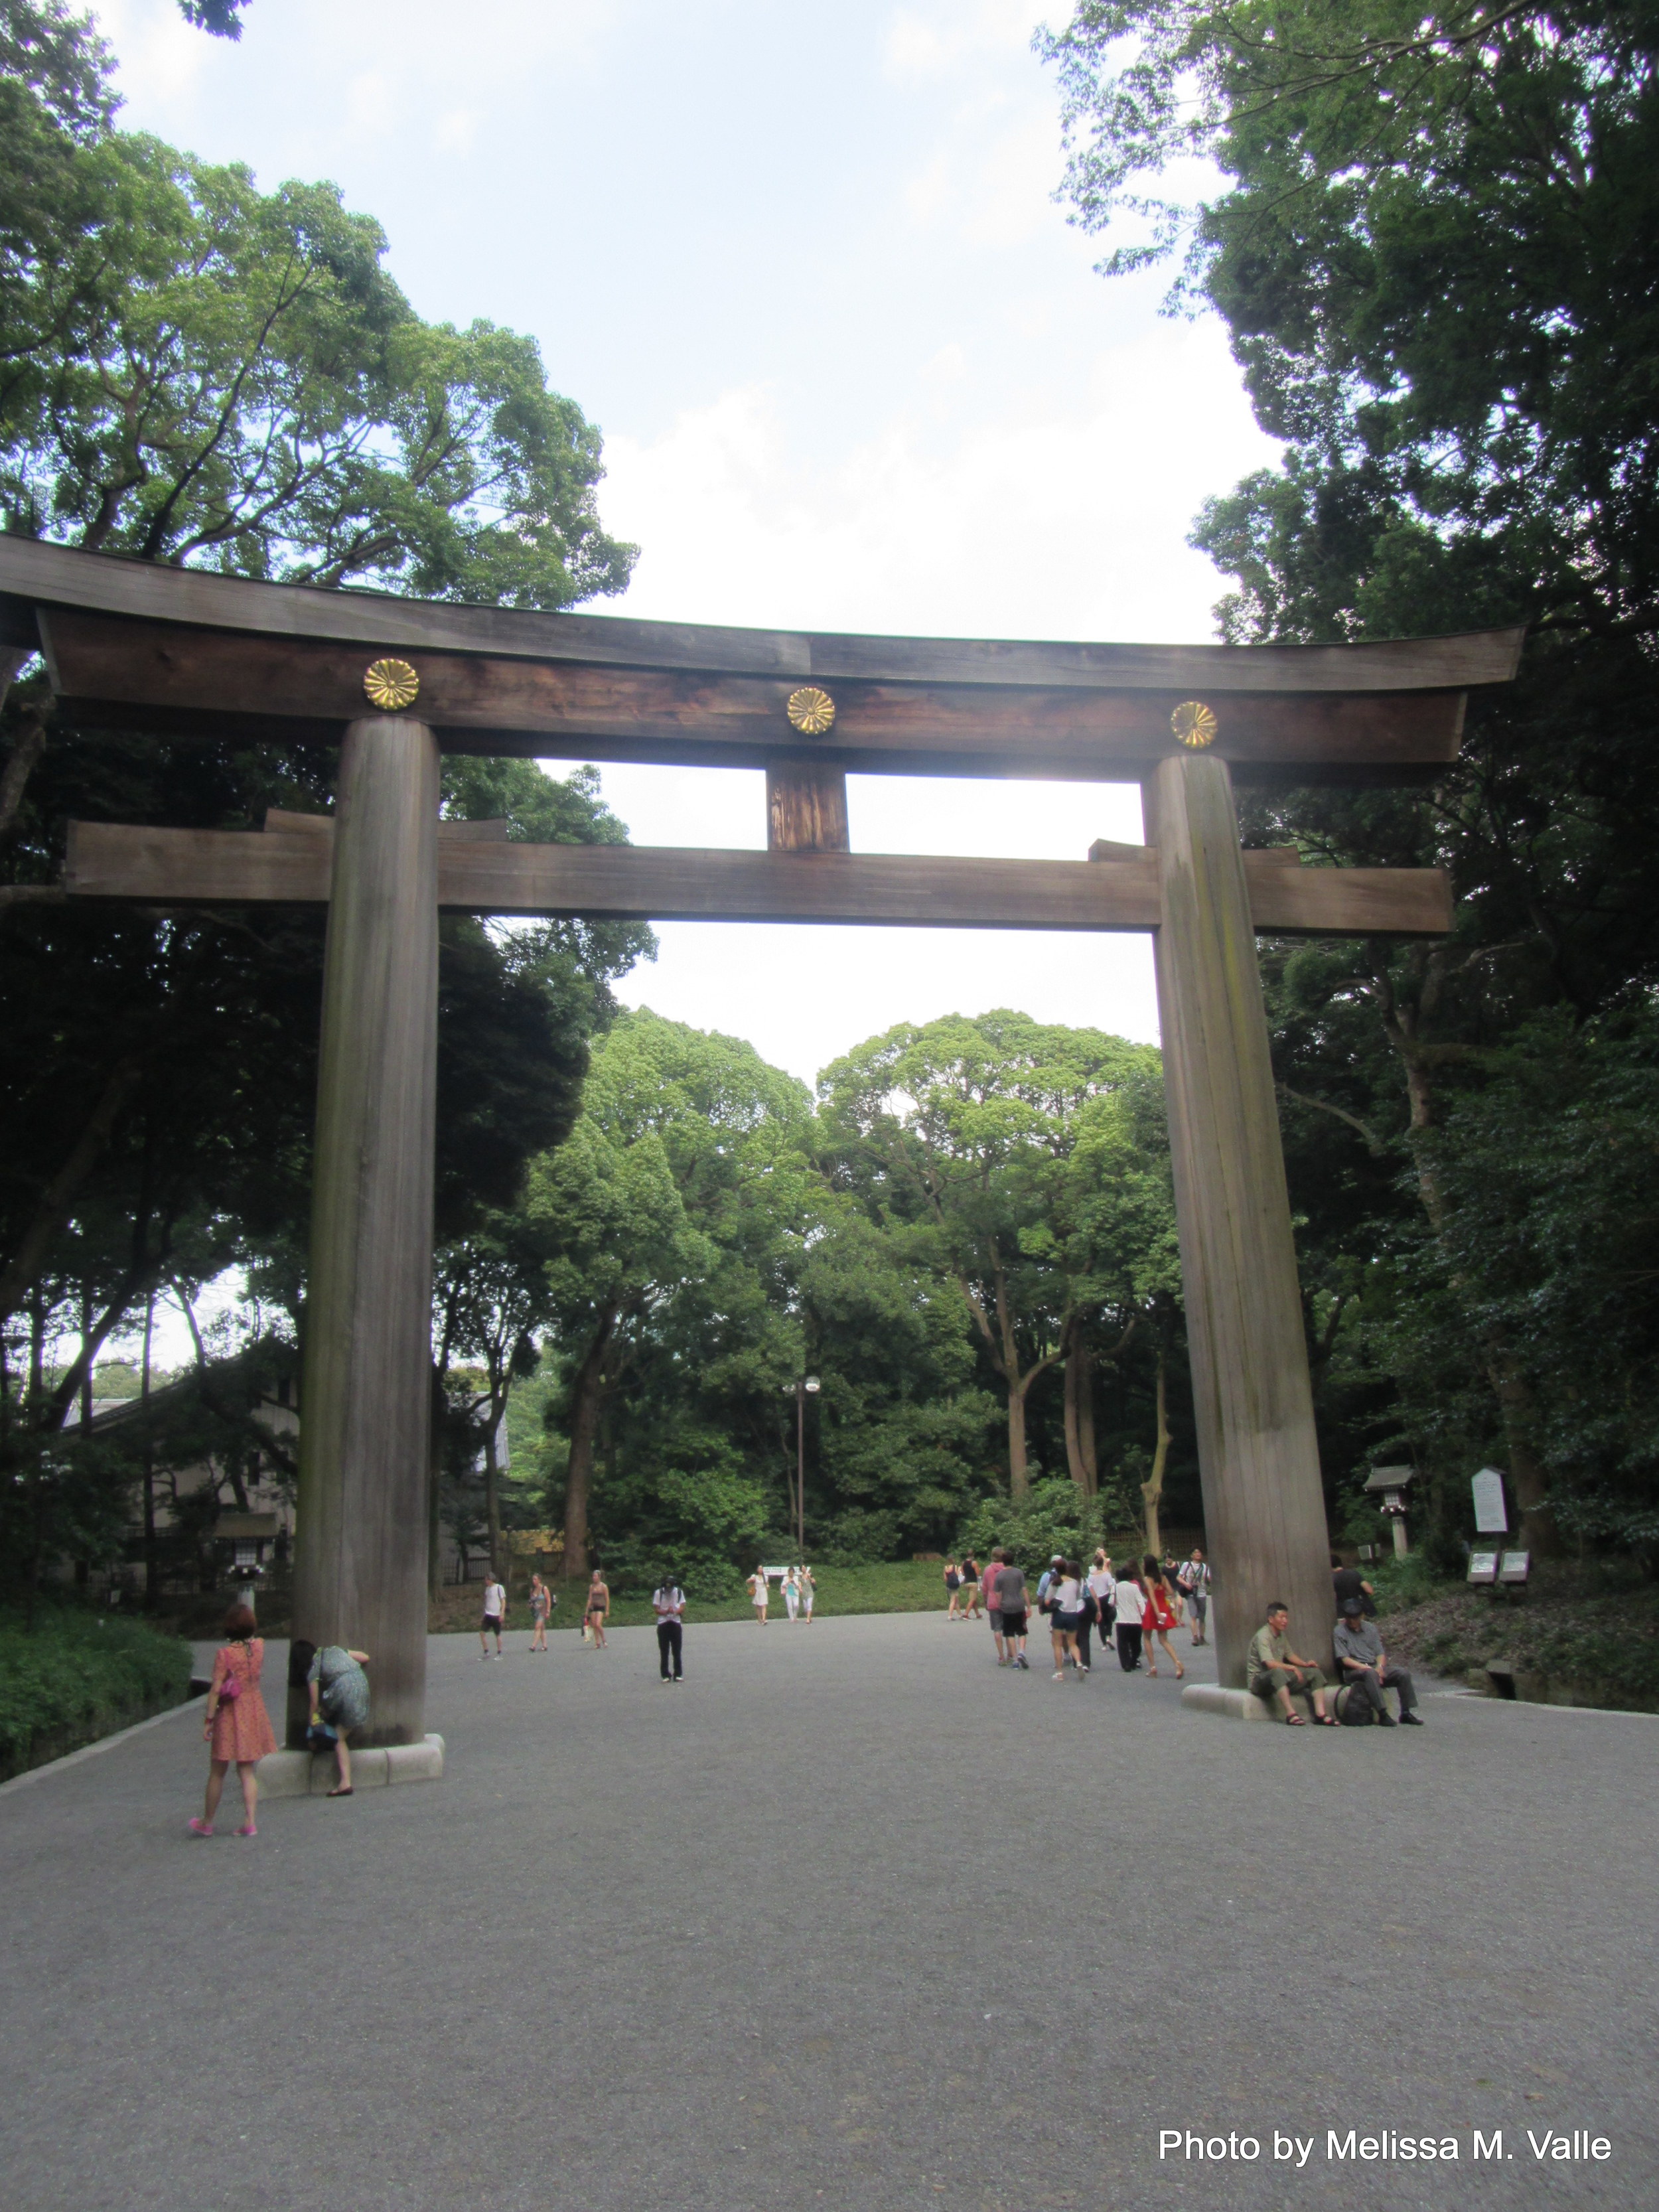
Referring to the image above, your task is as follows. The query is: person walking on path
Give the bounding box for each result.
[799,1563,816,1621]
[984,1548,1007,1663]
[652,1576,687,1681]
[1113,1567,1147,1671]
[960,1555,982,1621]
[747,1564,770,1623]
[528,1573,555,1652]
[782,1565,802,1622]
[1180,1548,1212,1645]
[299,1640,372,1793]
[1049,1560,1087,1677]
[479,1571,507,1660]
[1083,1551,1116,1671]
[189,1604,277,1837]
[1142,1557,1187,1679]
[944,1559,963,1619]
[584,1570,611,1649]
[993,1556,1031,1669]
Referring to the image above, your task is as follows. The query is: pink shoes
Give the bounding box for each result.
[188,1817,213,1836]
[235,1823,257,1837]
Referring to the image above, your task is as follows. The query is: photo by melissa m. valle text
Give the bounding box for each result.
[1158,2129,1613,2168]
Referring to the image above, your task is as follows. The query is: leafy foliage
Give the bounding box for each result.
[0,1602,192,1778]
[0,7,648,1587]
[1043,0,1659,1564]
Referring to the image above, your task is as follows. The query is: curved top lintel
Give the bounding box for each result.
[0,536,1524,696]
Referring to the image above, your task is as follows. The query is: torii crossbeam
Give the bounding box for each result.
[1,538,1521,1739]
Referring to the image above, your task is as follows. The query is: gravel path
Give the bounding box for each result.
[1,1611,1653,2210]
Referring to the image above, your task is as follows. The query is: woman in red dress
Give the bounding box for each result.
[1141,1557,1187,1680]
[189,1603,279,1838]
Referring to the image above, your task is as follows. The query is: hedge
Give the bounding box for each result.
[0,1608,195,1780]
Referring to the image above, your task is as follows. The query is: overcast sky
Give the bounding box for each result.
[93,0,1279,1091]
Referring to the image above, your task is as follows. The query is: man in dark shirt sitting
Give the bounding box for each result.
[1333,1598,1422,1725]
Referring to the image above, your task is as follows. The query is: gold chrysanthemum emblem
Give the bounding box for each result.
[364,657,420,711]
[1171,699,1218,749]
[786,685,836,736]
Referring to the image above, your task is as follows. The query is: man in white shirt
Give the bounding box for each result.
[1112,1570,1147,1671]
[652,1576,686,1682]
[1181,1547,1212,1645]
[479,1572,507,1660]
[1084,1553,1116,1670]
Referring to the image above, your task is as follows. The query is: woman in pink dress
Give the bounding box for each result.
[189,1604,278,1838]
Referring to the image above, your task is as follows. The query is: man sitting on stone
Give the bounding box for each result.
[1333,1597,1423,1726]
[1246,1601,1334,1726]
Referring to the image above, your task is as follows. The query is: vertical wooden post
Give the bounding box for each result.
[767,758,850,851]
[290,715,439,1746]
[1145,753,1333,1686]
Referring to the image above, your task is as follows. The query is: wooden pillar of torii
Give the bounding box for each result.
[0,540,1522,1733]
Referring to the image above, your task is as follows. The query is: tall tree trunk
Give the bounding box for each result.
[78,1282,94,1432]
[427,1363,447,1605]
[1384,989,1562,1558]
[1078,1343,1097,1495]
[141,1291,157,1605]
[1488,1357,1559,1557]
[0,695,46,840]
[482,1410,502,1580]
[1007,1378,1031,1502]
[562,1306,617,1582]
[1141,1341,1171,1562]
[1064,1329,1098,1498]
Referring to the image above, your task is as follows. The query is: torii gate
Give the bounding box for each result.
[0,538,1520,1743]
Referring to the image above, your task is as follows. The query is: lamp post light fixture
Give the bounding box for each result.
[1363,1465,1417,1559]
[782,1374,820,1556]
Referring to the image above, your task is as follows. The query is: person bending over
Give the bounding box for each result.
[1334,1598,1422,1726]
[1246,1603,1333,1727]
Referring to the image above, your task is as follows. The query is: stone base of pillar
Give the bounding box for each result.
[1183,1684,1311,1723]
[254,1733,445,1797]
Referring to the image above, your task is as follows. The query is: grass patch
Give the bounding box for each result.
[0,1605,195,1781]
[431,1556,954,1635]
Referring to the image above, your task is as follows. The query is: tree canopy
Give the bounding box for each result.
[0,29,633,598]
[1041,0,1659,1561]
[0,2,649,1589]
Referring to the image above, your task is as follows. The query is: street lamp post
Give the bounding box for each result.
[782,1374,820,1555]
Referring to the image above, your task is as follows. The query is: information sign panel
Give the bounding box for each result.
[1467,1552,1500,1586]
[1472,1466,1508,1534]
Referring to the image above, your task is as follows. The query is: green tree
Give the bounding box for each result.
[526,1011,815,1580]
[0,6,649,1587]
[1041,0,1659,1556]
[818,1012,1171,1501]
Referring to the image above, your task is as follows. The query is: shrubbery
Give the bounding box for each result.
[960,1478,1141,1576]
[0,1607,194,1780]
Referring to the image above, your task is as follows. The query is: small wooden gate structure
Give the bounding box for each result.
[0,538,1520,1740]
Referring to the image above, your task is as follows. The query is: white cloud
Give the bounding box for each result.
[434,108,480,154]
[601,314,1277,642]
[882,0,1043,79]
